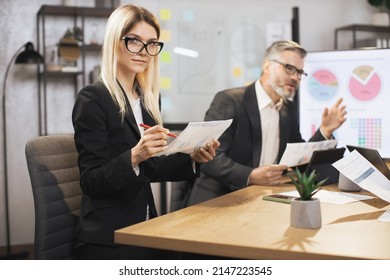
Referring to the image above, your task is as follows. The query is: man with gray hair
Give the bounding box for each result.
[187,40,347,206]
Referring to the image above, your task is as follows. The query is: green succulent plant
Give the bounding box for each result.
[289,168,327,201]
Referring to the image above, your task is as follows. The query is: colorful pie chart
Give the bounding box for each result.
[307,69,338,101]
[349,65,381,101]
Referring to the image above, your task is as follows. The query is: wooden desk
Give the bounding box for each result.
[115,185,390,259]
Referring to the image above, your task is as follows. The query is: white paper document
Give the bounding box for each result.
[279,139,337,167]
[278,190,373,205]
[378,210,390,222]
[154,119,233,156]
[332,150,390,203]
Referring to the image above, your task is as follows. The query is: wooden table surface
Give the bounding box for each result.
[115,184,390,259]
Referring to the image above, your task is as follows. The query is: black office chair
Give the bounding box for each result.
[25,135,81,260]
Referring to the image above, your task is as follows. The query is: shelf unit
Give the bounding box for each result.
[36,5,114,135]
[334,24,390,49]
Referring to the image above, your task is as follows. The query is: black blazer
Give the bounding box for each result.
[72,81,197,246]
[187,82,326,205]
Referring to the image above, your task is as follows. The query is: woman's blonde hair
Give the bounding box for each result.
[100,4,162,124]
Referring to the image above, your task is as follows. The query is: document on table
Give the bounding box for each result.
[154,119,233,156]
[276,190,373,205]
[279,139,337,167]
[332,150,390,203]
[378,210,390,222]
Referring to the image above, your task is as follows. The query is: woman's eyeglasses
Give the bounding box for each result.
[270,59,307,79]
[121,36,164,56]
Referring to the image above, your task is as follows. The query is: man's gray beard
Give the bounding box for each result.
[268,79,293,99]
[268,69,295,99]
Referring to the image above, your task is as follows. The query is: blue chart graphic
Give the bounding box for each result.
[307,69,338,101]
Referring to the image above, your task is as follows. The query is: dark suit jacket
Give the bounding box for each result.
[72,81,197,246]
[187,82,326,206]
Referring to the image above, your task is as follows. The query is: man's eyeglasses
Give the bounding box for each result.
[270,59,307,79]
[121,36,164,56]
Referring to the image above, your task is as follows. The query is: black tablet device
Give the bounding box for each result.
[296,147,346,185]
[346,145,390,180]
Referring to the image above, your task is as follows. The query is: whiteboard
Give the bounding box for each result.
[130,0,293,122]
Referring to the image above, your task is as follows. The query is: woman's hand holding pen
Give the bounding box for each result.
[131,124,220,166]
[131,125,171,167]
[190,139,220,163]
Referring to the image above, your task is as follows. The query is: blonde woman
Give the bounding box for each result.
[72,4,219,259]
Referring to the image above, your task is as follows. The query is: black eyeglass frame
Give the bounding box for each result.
[270,59,307,79]
[121,36,164,56]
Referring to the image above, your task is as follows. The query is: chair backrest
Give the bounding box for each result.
[25,135,81,260]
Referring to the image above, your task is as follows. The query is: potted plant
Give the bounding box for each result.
[367,0,390,25]
[289,168,327,229]
[58,27,82,65]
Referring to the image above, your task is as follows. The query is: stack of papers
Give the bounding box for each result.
[332,150,390,203]
[279,139,337,167]
[154,119,233,156]
[277,189,374,205]
[379,210,390,222]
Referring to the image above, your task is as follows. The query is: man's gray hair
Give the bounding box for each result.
[263,40,307,61]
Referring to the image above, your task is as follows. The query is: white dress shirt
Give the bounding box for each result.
[129,96,152,220]
[255,80,282,166]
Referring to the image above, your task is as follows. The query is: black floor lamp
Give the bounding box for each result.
[1,42,43,259]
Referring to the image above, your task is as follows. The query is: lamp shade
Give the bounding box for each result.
[15,42,43,64]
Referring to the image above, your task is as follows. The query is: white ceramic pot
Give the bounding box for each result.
[372,12,389,26]
[290,198,321,229]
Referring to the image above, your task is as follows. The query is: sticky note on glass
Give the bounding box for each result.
[182,10,194,21]
[232,67,242,77]
[253,67,262,77]
[160,77,172,89]
[160,51,172,63]
[160,29,171,42]
[160,9,171,21]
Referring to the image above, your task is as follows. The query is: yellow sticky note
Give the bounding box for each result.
[160,9,171,21]
[232,67,242,77]
[160,51,172,63]
[160,77,172,89]
[160,29,171,42]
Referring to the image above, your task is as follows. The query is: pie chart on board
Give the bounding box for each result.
[349,65,381,101]
[307,69,338,101]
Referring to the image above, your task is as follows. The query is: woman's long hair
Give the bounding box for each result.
[100,4,162,124]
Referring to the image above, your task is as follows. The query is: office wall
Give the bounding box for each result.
[0,0,375,246]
